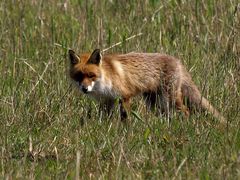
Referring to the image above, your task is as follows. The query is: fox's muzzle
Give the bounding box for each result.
[81,86,88,93]
[79,81,95,94]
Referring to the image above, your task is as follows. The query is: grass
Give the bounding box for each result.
[0,0,239,179]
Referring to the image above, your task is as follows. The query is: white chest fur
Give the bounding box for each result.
[92,76,118,98]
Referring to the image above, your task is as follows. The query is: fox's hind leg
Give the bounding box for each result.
[143,92,157,110]
[143,91,171,118]
[175,90,190,117]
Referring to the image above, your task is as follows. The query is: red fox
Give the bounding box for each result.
[68,49,225,123]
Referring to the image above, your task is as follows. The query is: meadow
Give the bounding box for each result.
[0,0,239,179]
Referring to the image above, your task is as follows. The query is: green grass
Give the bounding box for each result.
[0,0,239,179]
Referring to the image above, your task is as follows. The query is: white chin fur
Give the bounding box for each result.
[87,81,95,92]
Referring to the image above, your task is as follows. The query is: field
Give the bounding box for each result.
[0,0,239,179]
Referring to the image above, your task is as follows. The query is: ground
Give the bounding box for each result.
[0,0,239,179]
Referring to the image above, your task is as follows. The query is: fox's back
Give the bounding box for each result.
[101,53,183,96]
[104,53,181,75]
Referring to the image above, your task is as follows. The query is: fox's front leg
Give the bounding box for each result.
[119,97,131,121]
[99,99,115,119]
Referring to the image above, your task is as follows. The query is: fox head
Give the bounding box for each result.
[68,49,102,94]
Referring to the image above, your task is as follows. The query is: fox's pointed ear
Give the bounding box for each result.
[88,49,102,65]
[68,49,80,65]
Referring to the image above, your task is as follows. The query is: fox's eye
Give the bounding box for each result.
[74,72,84,82]
[87,73,95,78]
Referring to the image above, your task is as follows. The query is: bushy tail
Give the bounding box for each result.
[181,78,226,124]
[199,97,226,123]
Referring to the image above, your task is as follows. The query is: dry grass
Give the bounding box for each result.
[0,0,239,179]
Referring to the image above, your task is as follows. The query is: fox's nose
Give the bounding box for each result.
[82,86,88,93]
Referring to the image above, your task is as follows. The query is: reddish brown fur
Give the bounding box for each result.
[68,49,225,123]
